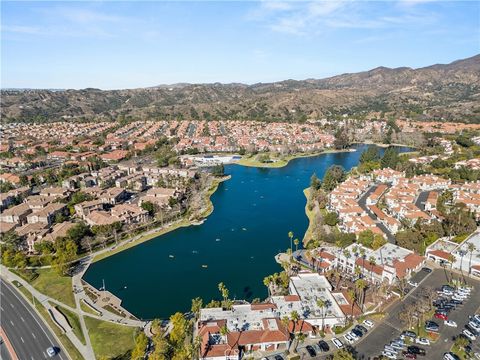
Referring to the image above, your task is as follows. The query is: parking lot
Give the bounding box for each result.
[354,268,480,359]
[259,268,480,360]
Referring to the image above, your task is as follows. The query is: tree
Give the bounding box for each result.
[468,242,477,275]
[288,231,294,256]
[355,279,367,311]
[358,230,374,248]
[454,334,470,348]
[67,222,90,244]
[263,276,272,297]
[360,147,379,164]
[322,165,346,192]
[317,299,327,331]
[141,201,156,216]
[218,282,229,305]
[332,349,355,360]
[324,212,339,226]
[310,173,321,191]
[191,297,203,318]
[211,164,225,176]
[131,332,148,360]
[347,289,357,319]
[333,128,350,150]
[169,312,188,346]
[2,231,23,250]
[381,147,399,169]
[293,238,299,252]
[368,256,376,283]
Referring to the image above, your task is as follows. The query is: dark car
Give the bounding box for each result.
[351,328,364,338]
[450,299,463,305]
[318,340,330,352]
[306,345,316,357]
[442,285,455,291]
[422,267,432,273]
[425,321,439,332]
[408,346,426,356]
[274,355,284,360]
[355,325,368,334]
[403,352,417,359]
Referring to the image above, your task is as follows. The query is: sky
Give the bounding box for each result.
[1,1,479,89]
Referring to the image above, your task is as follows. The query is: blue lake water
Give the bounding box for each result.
[83,144,412,319]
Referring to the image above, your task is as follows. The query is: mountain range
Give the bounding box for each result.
[2,54,479,123]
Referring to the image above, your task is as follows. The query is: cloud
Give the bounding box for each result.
[2,25,45,35]
[249,0,440,35]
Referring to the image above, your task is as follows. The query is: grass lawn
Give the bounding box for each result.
[54,303,86,345]
[11,281,83,360]
[85,317,138,359]
[29,268,75,308]
[237,156,288,168]
[92,219,190,263]
[80,300,101,316]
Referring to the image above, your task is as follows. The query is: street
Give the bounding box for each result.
[0,279,68,360]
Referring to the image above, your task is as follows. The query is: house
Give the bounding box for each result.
[26,203,67,226]
[40,187,70,199]
[74,200,105,219]
[0,203,32,224]
[110,204,149,224]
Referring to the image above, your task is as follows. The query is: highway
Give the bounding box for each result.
[0,279,68,360]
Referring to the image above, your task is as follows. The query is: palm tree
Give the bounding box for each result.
[219,324,229,336]
[218,282,229,305]
[368,256,376,283]
[293,238,299,252]
[347,289,357,320]
[290,311,300,353]
[359,247,366,278]
[317,299,326,332]
[355,279,367,311]
[343,249,352,273]
[468,243,477,276]
[288,231,294,255]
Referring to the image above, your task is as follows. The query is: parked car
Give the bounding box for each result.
[274,356,284,360]
[450,299,463,305]
[407,345,426,356]
[363,319,374,328]
[343,333,355,344]
[306,345,316,357]
[355,324,368,334]
[443,352,460,360]
[472,314,480,324]
[381,350,397,359]
[408,280,419,287]
[351,328,363,338]
[469,321,480,332]
[425,321,439,332]
[422,267,432,273]
[348,331,359,340]
[435,312,448,321]
[466,324,480,336]
[390,342,404,351]
[404,352,417,359]
[318,340,329,352]
[415,337,430,346]
[401,330,417,340]
[445,320,457,327]
[332,337,343,349]
[463,329,476,341]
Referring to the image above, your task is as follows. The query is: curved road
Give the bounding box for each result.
[0,279,68,360]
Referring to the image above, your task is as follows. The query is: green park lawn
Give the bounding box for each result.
[85,317,138,359]
[30,268,76,308]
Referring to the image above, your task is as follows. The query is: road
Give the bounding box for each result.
[0,279,68,360]
[354,268,480,359]
[357,185,396,243]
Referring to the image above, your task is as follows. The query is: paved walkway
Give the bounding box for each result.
[1,265,147,360]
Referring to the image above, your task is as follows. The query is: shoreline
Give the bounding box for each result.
[302,187,316,245]
[237,148,355,169]
[91,175,231,263]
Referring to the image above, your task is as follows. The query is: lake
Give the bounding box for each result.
[83,144,412,319]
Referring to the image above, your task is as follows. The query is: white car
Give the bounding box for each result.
[415,337,430,346]
[444,320,457,327]
[454,292,468,299]
[443,289,454,296]
[463,329,476,341]
[469,321,480,332]
[382,350,397,359]
[363,319,374,328]
[384,345,398,354]
[46,347,56,358]
[473,314,480,324]
[348,331,359,340]
[408,280,418,287]
[332,337,344,349]
[343,333,355,344]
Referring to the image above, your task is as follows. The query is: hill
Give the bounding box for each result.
[2,54,479,123]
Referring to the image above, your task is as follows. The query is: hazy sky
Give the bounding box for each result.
[2,1,479,89]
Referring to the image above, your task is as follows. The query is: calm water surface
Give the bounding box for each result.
[84,145,412,319]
